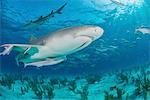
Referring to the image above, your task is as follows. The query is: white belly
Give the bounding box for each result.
[31,35,92,59]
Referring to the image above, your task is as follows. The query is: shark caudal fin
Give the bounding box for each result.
[0,44,13,55]
[0,44,42,66]
[0,44,40,56]
[56,3,67,14]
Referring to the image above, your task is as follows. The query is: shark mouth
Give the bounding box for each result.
[75,41,90,51]
[77,35,94,41]
[73,35,93,51]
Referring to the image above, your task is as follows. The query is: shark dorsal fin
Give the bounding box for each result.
[56,3,67,14]
[29,35,38,43]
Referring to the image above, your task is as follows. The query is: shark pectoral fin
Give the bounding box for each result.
[57,12,62,14]
[24,56,67,68]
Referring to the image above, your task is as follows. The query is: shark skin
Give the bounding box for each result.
[0,25,104,67]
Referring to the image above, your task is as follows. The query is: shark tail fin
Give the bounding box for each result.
[0,44,40,56]
[0,44,43,67]
[0,44,13,55]
[56,3,67,14]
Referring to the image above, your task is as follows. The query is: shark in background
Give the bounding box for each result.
[110,0,125,6]
[135,27,150,35]
[22,3,67,30]
[0,25,104,67]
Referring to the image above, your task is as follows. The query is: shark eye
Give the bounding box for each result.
[95,29,98,33]
[95,29,97,32]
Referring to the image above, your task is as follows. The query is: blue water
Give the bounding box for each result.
[0,0,150,76]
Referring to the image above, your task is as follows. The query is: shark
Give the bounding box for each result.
[22,3,67,29]
[0,25,104,67]
[135,27,150,35]
[110,0,125,6]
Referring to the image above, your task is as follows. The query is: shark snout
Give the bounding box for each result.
[74,26,104,41]
[93,26,104,40]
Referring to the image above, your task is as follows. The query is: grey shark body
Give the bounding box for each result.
[0,25,104,67]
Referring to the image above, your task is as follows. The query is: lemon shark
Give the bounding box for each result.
[0,25,104,67]
[110,0,125,6]
[22,3,67,30]
[135,27,150,35]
